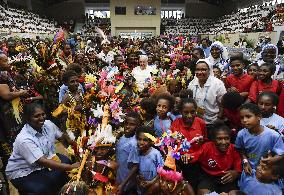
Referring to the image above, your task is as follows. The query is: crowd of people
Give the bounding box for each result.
[162,2,283,36]
[0,25,283,195]
[0,4,57,34]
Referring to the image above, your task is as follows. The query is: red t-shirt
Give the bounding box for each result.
[170,117,207,152]
[223,109,242,130]
[248,80,280,103]
[190,142,242,176]
[225,73,254,93]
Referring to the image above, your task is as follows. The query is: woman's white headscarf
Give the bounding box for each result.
[196,58,214,75]
[210,41,229,60]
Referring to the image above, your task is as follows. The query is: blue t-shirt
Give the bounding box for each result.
[154,115,172,137]
[239,170,282,195]
[235,126,284,169]
[260,113,284,136]
[116,135,137,188]
[128,147,164,194]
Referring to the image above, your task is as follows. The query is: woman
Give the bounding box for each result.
[171,98,207,190]
[206,41,228,72]
[188,59,227,126]
[5,102,79,195]
[132,55,153,91]
[257,44,283,80]
[0,53,29,166]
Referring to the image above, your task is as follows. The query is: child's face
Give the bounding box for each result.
[258,66,272,81]
[115,56,124,66]
[181,103,196,125]
[156,99,170,118]
[214,130,230,152]
[173,97,182,114]
[230,60,244,76]
[258,95,274,117]
[256,161,277,183]
[213,68,221,79]
[67,76,79,92]
[137,132,151,154]
[94,146,110,160]
[247,65,259,79]
[124,116,138,137]
[240,109,261,129]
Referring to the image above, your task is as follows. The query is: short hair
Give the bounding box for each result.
[222,92,244,110]
[179,89,193,99]
[114,55,124,61]
[211,121,231,139]
[247,63,259,70]
[139,55,148,62]
[272,158,284,178]
[136,125,156,139]
[192,47,205,57]
[181,98,197,109]
[126,111,143,125]
[62,70,78,83]
[260,63,276,74]
[60,181,88,195]
[239,103,261,116]
[66,63,83,75]
[230,52,244,63]
[156,93,175,110]
[213,65,222,72]
[23,102,44,121]
[140,98,157,117]
[257,92,279,106]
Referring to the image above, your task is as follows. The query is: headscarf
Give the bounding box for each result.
[210,41,229,61]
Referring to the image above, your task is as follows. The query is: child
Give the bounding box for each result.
[239,155,283,195]
[235,103,284,175]
[246,63,259,80]
[248,63,281,103]
[144,151,195,195]
[154,93,175,137]
[116,112,142,194]
[171,98,207,152]
[225,54,254,99]
[59,63,84,103]
[222,92,244,132]
[257,92,284,135]
[169,93,182,121]
[213,66,222,80]
[140,98,156,128]
[54,70,86,141]
[182,122,242,194]
[128,126,164,195]
[171,98,207,190]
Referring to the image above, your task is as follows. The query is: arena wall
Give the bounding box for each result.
[110,0,161,37]
[200,31,280,48]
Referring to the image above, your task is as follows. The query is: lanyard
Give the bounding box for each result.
[194,85,209,107]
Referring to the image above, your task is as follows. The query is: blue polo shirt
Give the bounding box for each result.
[5,120,62,180]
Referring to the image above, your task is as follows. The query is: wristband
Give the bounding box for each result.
[243,159,249,164]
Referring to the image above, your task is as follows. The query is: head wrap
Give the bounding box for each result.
[261,44,278,56]
[210,41,229,60]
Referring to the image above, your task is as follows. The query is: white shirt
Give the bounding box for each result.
[132,65,152,91]
[188,76,227,124]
